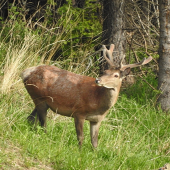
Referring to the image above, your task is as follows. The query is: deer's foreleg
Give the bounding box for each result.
[90,121,101,148]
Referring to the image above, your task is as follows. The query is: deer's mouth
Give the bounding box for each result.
[95,79,115,90]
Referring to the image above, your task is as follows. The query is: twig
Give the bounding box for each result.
[139,75,157,91]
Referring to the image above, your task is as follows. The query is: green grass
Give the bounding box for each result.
[0,75,170,170]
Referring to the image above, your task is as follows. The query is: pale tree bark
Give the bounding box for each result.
[158,0,170,111]
[101,0,126,73]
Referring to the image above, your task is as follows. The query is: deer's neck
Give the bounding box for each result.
[102,82,122,109]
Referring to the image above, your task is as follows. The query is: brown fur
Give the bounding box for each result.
[21,65,130,147]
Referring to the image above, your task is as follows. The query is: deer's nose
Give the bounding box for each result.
[95,78,101,84]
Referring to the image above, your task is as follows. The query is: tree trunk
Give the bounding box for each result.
[101,0,126,73]
[158,0,170,112]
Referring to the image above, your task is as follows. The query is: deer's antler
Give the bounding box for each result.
[102,44,152,70]
[102,44,115,67]
[120,56,152,71]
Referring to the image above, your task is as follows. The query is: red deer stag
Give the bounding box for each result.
[21,44,152,148]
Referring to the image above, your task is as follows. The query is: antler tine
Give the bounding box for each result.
[109,44,115,53]
[106,44,115,61]
[120,54,126,67]
[102,45,115,67]
[120,56,152,71]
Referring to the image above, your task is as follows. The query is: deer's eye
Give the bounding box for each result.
[113,73,119,78]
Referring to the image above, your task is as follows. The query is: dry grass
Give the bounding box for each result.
[1,33,38,93]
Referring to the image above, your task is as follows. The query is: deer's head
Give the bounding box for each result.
[96,44,152,90]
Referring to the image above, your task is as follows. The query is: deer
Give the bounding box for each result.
[21,44,152,148]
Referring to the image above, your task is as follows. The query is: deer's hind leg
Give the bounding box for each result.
[27,108,37,124]
[35,102,49,128]
[27,102,49,131]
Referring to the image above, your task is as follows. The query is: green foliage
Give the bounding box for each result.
[123,72,159,105]
[8,6,20,20]
[58,0,101,37]
[56,0,102,60]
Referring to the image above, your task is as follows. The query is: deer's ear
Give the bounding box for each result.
[120,68,131,78]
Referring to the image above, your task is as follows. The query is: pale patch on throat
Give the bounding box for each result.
[97,84,117,92]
